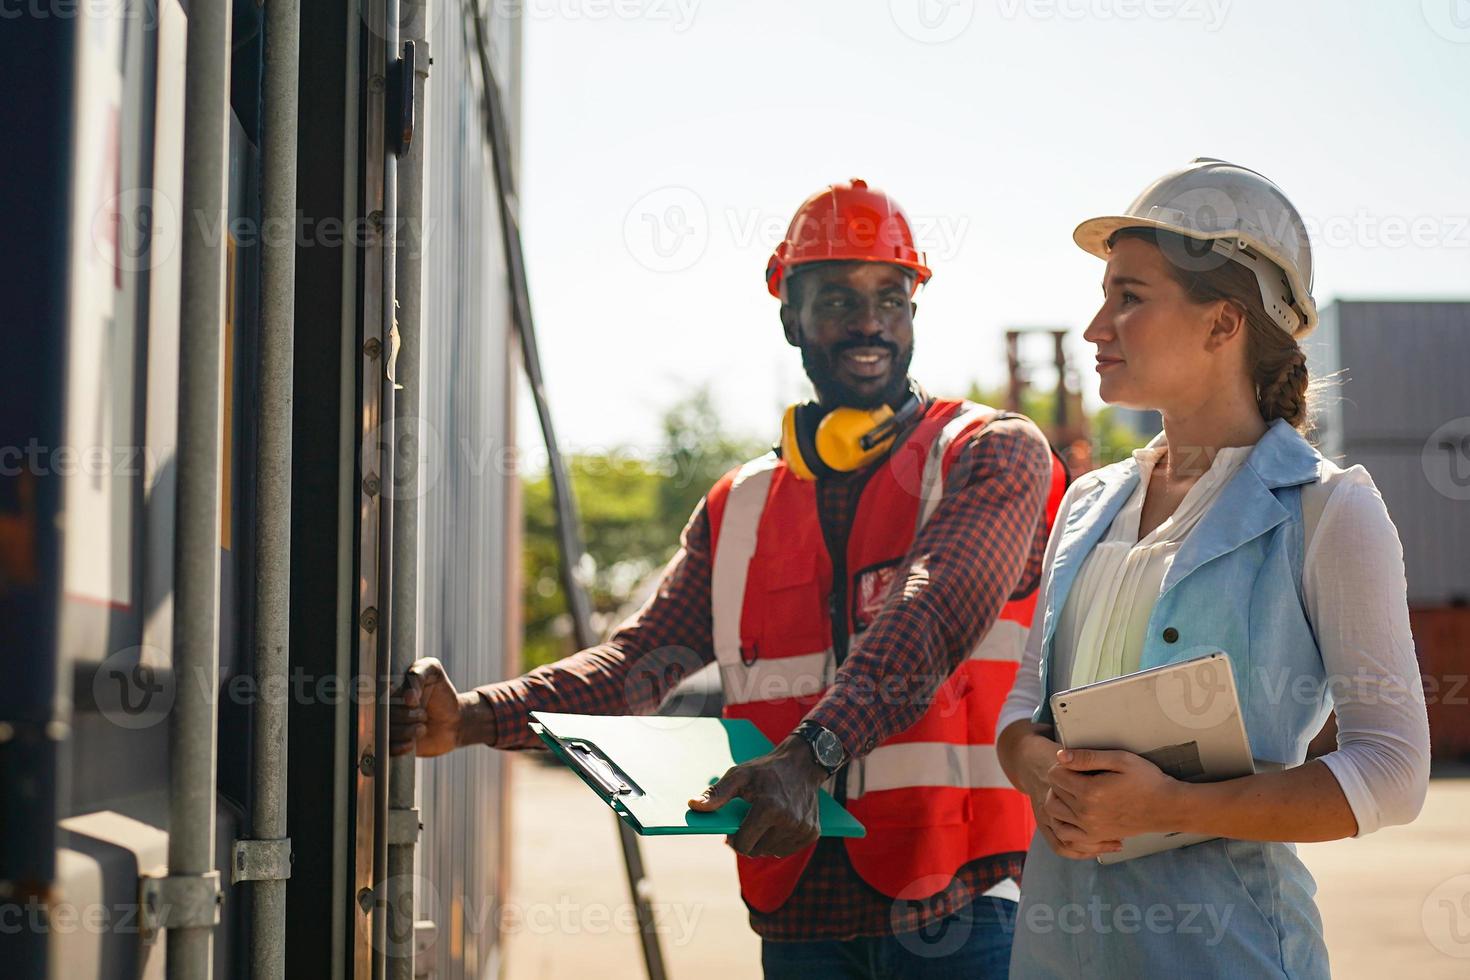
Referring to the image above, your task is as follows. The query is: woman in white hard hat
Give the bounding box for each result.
[995,159,1431,978]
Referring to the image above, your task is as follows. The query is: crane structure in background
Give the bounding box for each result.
[1004,328,1093,475]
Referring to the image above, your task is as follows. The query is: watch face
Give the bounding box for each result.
[813,730,843,767]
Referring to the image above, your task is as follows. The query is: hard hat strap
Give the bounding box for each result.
[1208,238,1303,336]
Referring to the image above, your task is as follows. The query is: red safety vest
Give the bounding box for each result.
[704,398,1068,912]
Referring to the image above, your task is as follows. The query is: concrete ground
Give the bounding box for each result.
[501,756,1470,979]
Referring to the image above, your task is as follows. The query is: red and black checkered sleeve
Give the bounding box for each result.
[803,416,1053,759]
[474,499,718,750]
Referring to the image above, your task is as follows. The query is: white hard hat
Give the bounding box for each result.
[1074,158,1318,338]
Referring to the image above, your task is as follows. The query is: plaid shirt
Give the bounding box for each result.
[477,404,1053,941]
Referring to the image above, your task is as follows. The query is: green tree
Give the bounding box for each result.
[520,387,764,670]
[654,387,768,547]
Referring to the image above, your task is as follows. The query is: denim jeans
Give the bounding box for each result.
[760,896,1018,980]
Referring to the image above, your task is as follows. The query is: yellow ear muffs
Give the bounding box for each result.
[814,405,897,474]
[780,404,820,481]
[780,395,919,481]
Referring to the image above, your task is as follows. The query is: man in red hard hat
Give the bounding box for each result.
[392,179,1066,977]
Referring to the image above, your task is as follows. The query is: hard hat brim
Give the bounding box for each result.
[1072,214,1235,261]
[1072,214,1319,337]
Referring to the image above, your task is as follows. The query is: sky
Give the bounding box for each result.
[515,0,1470,454]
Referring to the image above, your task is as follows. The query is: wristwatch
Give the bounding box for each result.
[794,721,848,776]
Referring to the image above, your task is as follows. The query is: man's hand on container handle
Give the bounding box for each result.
[389,657,463,757]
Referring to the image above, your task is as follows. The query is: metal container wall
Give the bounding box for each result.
[1304,300,1470,762]
[413,5,523,978]
[1304,300,1470,605]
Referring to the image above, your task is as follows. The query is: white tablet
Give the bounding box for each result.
[1048,651,1255,864]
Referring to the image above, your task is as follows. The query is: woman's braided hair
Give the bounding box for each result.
[1110,228,1313,431]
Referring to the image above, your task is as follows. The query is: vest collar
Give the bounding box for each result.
[1042,418,1321,650]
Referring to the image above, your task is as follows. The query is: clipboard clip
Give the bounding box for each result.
[564,739,642,798]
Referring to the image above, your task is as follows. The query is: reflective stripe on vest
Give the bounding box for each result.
[720,618,1025,707]
[710,454,779,675]
[915,402,998,531]
[847,741,1010,798]
[707,400,1050,908]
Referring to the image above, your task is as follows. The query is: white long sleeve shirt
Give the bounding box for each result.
[998,432,1432,836]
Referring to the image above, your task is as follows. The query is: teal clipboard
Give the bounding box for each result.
[528,711,866,838]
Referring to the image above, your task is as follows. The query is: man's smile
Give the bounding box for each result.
[837,346,892,381]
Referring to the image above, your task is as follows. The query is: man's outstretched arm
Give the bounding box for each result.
[390,501,716,755]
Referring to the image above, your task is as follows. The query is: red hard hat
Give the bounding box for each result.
[765,178,932,299]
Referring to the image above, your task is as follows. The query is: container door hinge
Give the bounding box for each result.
[231,837,294,884]
[387,807,421,846]
[387,40,429,157]
[138,869,223,938]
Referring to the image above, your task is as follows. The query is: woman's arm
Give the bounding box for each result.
[1044,465,1430,848]
[1002,723,1123,859]
[1044,749,1358,843]
[995,476,1122,858]
[1301,467,1431,834]
[995,470,1079,793]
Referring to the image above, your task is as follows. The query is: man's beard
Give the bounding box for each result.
[800,338,915,409]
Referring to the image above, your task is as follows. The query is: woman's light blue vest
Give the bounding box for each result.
[1012,419,1335,979]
